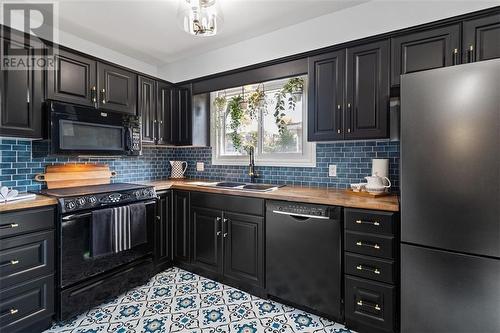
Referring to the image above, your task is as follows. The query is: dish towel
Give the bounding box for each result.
[129,202,147,247]
[113,205,132,253]
[91,208,114,258]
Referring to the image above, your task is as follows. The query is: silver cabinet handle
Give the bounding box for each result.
[357,300,381,311]
[100,89,106,104]
[0,223,19,229]
[356,264,380,275]
[355,219,380,226]
[356,241,380,249]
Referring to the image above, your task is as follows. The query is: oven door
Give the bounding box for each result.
[49,102,128,155]
[59,200,155,288]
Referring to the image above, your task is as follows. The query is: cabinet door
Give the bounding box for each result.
[223,212,264,289]
[138,76,156,143]
[172,87,192,145]
[0,33,43,138]
[307,50,345,141]
[98,63,137,114]
[155,191,172,265]
[157,81,173,145]
[173,191,190,263]
[191,206,222,276]
[346,40,390,139]
[463,13,500,63]
[391,25,460,85]
[47,49,97,107]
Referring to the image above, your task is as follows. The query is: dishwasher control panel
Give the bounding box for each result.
[267,201,341,219]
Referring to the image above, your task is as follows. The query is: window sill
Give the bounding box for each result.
[212,155,316,168]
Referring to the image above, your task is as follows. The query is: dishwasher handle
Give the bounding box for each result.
[271,210,331,220]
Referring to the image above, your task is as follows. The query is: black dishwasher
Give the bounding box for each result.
[266,200,342,321]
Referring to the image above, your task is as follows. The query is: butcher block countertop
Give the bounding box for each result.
[0,194,57,213]
[143,179,400,212]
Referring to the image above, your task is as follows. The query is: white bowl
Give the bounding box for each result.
[350,183,367,192]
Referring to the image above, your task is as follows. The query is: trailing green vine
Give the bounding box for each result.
[273,77,304,134]
[227,95,245,152]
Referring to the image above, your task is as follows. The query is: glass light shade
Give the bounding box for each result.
[177,0,223,37]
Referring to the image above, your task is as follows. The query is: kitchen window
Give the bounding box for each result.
[210,75,315,167]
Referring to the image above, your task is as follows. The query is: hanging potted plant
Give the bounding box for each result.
[213,93,227,131]
[273,77,305,134]
[227,95,245,152]
[247,84,266,119]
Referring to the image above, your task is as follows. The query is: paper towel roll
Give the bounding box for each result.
[372,159,389,178]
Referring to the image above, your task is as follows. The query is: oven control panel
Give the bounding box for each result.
[60,187,156,213]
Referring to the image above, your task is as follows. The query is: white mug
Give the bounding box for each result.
[170,161,188,179]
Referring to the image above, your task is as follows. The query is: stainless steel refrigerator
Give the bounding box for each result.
[400,59,500,333]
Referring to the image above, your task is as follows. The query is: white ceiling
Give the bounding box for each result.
[55,0,367,67]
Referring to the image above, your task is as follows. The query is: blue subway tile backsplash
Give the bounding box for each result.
[0,138,176,192]
[0,138,399,193]
[177,141,399,190]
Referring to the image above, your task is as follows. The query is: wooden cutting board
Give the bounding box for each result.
[35,164,117,189]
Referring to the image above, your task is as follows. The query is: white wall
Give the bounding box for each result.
[159,0,499,83]
[58,30,158,77]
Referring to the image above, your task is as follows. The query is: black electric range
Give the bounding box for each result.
[40,183,158,321]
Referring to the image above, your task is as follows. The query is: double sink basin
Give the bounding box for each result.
[197,181,284,192]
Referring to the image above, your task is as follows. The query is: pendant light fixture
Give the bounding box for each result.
[177,0,223,37]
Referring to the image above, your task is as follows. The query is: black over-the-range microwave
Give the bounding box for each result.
[36,101,142,156]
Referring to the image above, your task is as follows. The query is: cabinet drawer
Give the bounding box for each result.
[59,258,154,320]
[345,275,395,333]
[191,192,264,216]
[345,252,394,284]
[0,208,54,239]
[345,231,394,259]
[345,208,394,235]
[0,275,54,333]
[0,231,54,288]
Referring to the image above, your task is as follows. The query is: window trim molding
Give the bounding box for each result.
[210,76,316,168]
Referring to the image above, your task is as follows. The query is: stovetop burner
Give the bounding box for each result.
[39,183,148,198]
[39,183,157,214]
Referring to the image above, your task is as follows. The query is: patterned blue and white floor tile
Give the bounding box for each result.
[45,267,354,333]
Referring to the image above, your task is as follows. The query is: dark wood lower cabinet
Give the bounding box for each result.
[186,192,265,294]
[154,191,172,270]
[173,191,190,264]
[0,206,55,333]
[223,212,264,290]
[191,207,223,278]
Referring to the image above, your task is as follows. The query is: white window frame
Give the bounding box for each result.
[210,76,316,167]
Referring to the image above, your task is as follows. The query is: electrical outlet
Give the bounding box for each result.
[196,162,204,172]
[328,164,337,177]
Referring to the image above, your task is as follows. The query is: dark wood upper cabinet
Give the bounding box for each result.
[191,206,223,277]
[0,32,43,138]
[157,81,173,145]
[346,40,390,139]
[463,13,500,63]
[138,76,156,143]
[391,25,461,86]
[173,87,192,146]
[154,191,172,267]
[47,49,97,107]
[98,63,137,114]
[223,212,264,289]
[173,191,190,264]
[307,50,345,141]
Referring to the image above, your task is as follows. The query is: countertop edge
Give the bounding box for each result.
[147,180,400,212]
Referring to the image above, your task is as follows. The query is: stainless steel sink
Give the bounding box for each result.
[197,181,284,192]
